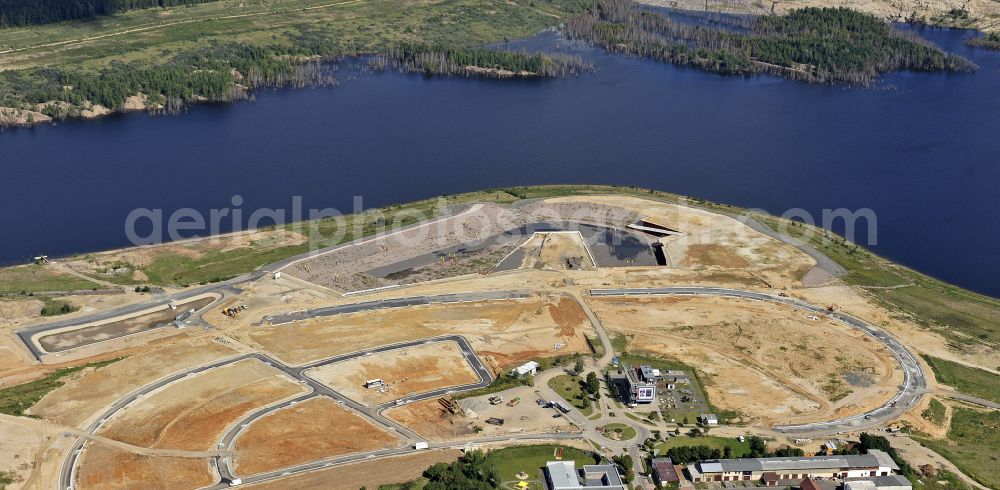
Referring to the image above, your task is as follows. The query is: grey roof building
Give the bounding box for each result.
[687,450,899,484]
[545,461,627,490]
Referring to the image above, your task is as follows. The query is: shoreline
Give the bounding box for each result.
[1,185,998,304]
[1,8,994,130]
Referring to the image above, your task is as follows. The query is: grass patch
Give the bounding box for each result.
[0,265,101,294]
[548,374,593,416]
[598,422,636,441]
[923,356,1000,404]
[453,373,530,401]
[0,471,15,490]
[485,444,600,485]
[916,407,1000,489]
[39,297,78,317]
[921,398,947,426]
[754,213,1000,349]
[654,435,751,458]
[0,358,121,416]
[609,334,629,354]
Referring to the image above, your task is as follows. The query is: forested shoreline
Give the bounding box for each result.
[0,0,984,128]
[0,0,219,27]
[564,0,975,85]
[968,32,1000,50]
[369,45,592,78]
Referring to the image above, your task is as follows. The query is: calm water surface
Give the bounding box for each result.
[2,22,999,296]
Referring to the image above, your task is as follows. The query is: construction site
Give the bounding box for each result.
[0,190,988,490]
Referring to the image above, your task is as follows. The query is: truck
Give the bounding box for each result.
[228,478,243,487]
[553,401,572,414]
[414,442,429,450]
[488,395,504,405]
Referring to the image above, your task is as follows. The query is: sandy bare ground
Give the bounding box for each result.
[637,0,1000,31]
[384,398,480,441]
[792,283,998,372]
[518,232,596,271]
[27,337,239,428]
[234,397,401,475]
[539,195,816,287]
[899,395,951,438]
[94,359,305,450]
[243,448,462,489]
[0,416,51,490]
[305,341,479,406]
[238,296,591,369]
[37,296,214,353]
[75,445,214,490]
[588,295,901,425]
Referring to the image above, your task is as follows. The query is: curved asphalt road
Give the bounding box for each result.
[263,290,531,326]
[588,287,927,435]
[59,335,493,490]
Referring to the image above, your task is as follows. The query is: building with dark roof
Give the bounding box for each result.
[652,458,680,487]
[607,363,656,405]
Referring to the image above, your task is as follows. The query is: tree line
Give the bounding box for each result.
[0,32,339,119]
[370,44,592,78]
[562,0,976,85]
[0,0,219,28]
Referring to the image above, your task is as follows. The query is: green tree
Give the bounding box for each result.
[585,372,600,396]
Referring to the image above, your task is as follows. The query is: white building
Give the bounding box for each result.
[511,361,540,377]
[687,450,899,484]
[700,413,719,426]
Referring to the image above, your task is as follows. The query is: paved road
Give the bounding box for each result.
[16,284,240,360]
[588,287,927,436]
[939,392,1000,410]
[59,335,492,490]
[203,432,586,489]
[263,290,531,325]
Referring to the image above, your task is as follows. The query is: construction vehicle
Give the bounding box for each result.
[486,417,505,426]
[488,395,504,405]
[506,397,521,407]
[826,304,838,312]
[222,304,249,318]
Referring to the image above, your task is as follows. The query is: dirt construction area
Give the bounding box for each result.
[588,295,902,425]
[75,445,213,490]
[28,337,239,428]
[36,296,215,353]
[305,341,480,406]
[92,359,305,451]
[237,296,592,370]
[233,396,401,475]
[516,232,596,271]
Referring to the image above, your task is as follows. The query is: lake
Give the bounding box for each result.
[2,20,998,297]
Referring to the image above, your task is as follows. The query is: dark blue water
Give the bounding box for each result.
[2,23,999,297]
